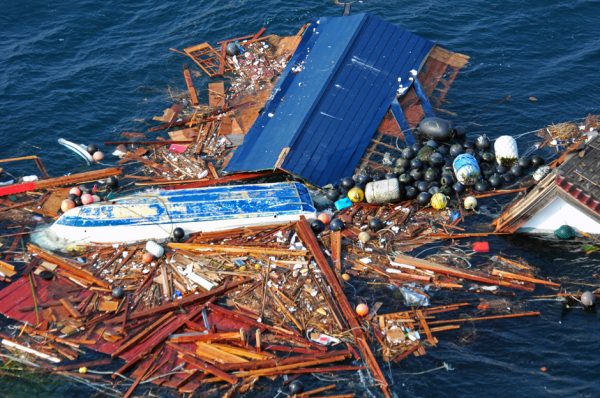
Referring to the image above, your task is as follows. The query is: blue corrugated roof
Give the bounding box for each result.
[225,13,434,186]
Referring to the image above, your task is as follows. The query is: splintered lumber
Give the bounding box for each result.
[0,167,121,197]
[0,260,16,278]
[108,278,249,324]
[123,351,157,398]
[180,353,238,384]
[167,242,307,257]
[296,218,391,398]
[491,268,560,287]
[27,244,110,289]
[113,306,205,378]
[297,384,337,397]
[1,337,61,363]
[111,311,175,358]
[195,342,249,363]
[330,230,342,274]
[183,65,199,106]
[234,354,350,378]
[394,253,532,291]
[427,311,541,325]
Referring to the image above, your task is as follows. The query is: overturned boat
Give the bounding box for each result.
[33,182,316,248]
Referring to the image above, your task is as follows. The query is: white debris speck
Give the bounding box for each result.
[268,112,275,118]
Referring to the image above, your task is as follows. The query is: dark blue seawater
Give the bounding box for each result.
[1,1,600,397]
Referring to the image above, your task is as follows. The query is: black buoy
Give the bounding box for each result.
[428,186,441,195]
[409,169,423,181]
[425,139,439,149]
[74,196,83,206]
[411,142,423,153]
[488,173,502,188]
[416,180,429,192]
[424,168,439,182]
[112,286,125,299]
[418,117,453,141]
[440,185,453,196]
[39,270,54,281]
[405,185,418,199]
[475,135,491,151]
[355,173,371,185]
[226,42,240,56]
[289,380,304,395]
[402,147,416,160]
[531,155,545,167]
[510,164,524,177]
[369,217,384,231]
[437,145,449,155]
[481,152,495,163]
[326,189,340,202]
[429,152,445,167]
[68,193,78,201]
[399,173,413,184]
[517,156,531,168]
[396,158,410,169]
[452,182,465,194]
[385,172,398,180]
[330,218,345,231]
[310,219,326,234]
[86,144,99,155]
[416,192,431,205]
[501,172,515,184]
[440,173,454,186]
[410,158,423,169]
[340,177,355,190]
[474,180,490,192]
[496,164,508,174]
[173,227,185,242]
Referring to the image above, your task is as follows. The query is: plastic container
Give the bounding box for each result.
[452,154,480,185]
[365,178,401,204]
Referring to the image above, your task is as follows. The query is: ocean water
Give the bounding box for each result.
[1,0,600,397]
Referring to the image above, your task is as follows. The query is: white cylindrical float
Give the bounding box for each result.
[494,135,519,166]
[365,178,401,204]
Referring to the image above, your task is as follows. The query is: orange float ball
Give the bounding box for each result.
[69,187,82,196]
[61,199,76,213]
[142,252,154,264]
[81,193,94,205]
[317,212,331,225]
[355,303,369,317]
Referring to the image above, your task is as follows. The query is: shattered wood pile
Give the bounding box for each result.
[0,15,598,398]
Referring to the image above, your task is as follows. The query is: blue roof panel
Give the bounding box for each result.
[225,13,434,186]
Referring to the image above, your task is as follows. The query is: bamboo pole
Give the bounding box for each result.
[427,311,540,325]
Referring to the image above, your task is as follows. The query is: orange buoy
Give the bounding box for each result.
[61,199,76,213]
[355,303,369,317]
[341,273,351,281]
[81,193,94,205]
[317,212,331,225]
[69,187,82,196]
[142,252,154,264]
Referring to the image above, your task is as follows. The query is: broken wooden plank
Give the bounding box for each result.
[0,167,122,197]
[183,65,199,106]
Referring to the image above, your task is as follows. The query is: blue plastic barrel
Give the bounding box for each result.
[453,154,480,185]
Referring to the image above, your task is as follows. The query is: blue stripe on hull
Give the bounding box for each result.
[56,182,316,228]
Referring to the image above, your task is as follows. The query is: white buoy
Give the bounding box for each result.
[581,291,596,308]
[464,196,478,210]
[494,135,519,166]
[145,241,165,258]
